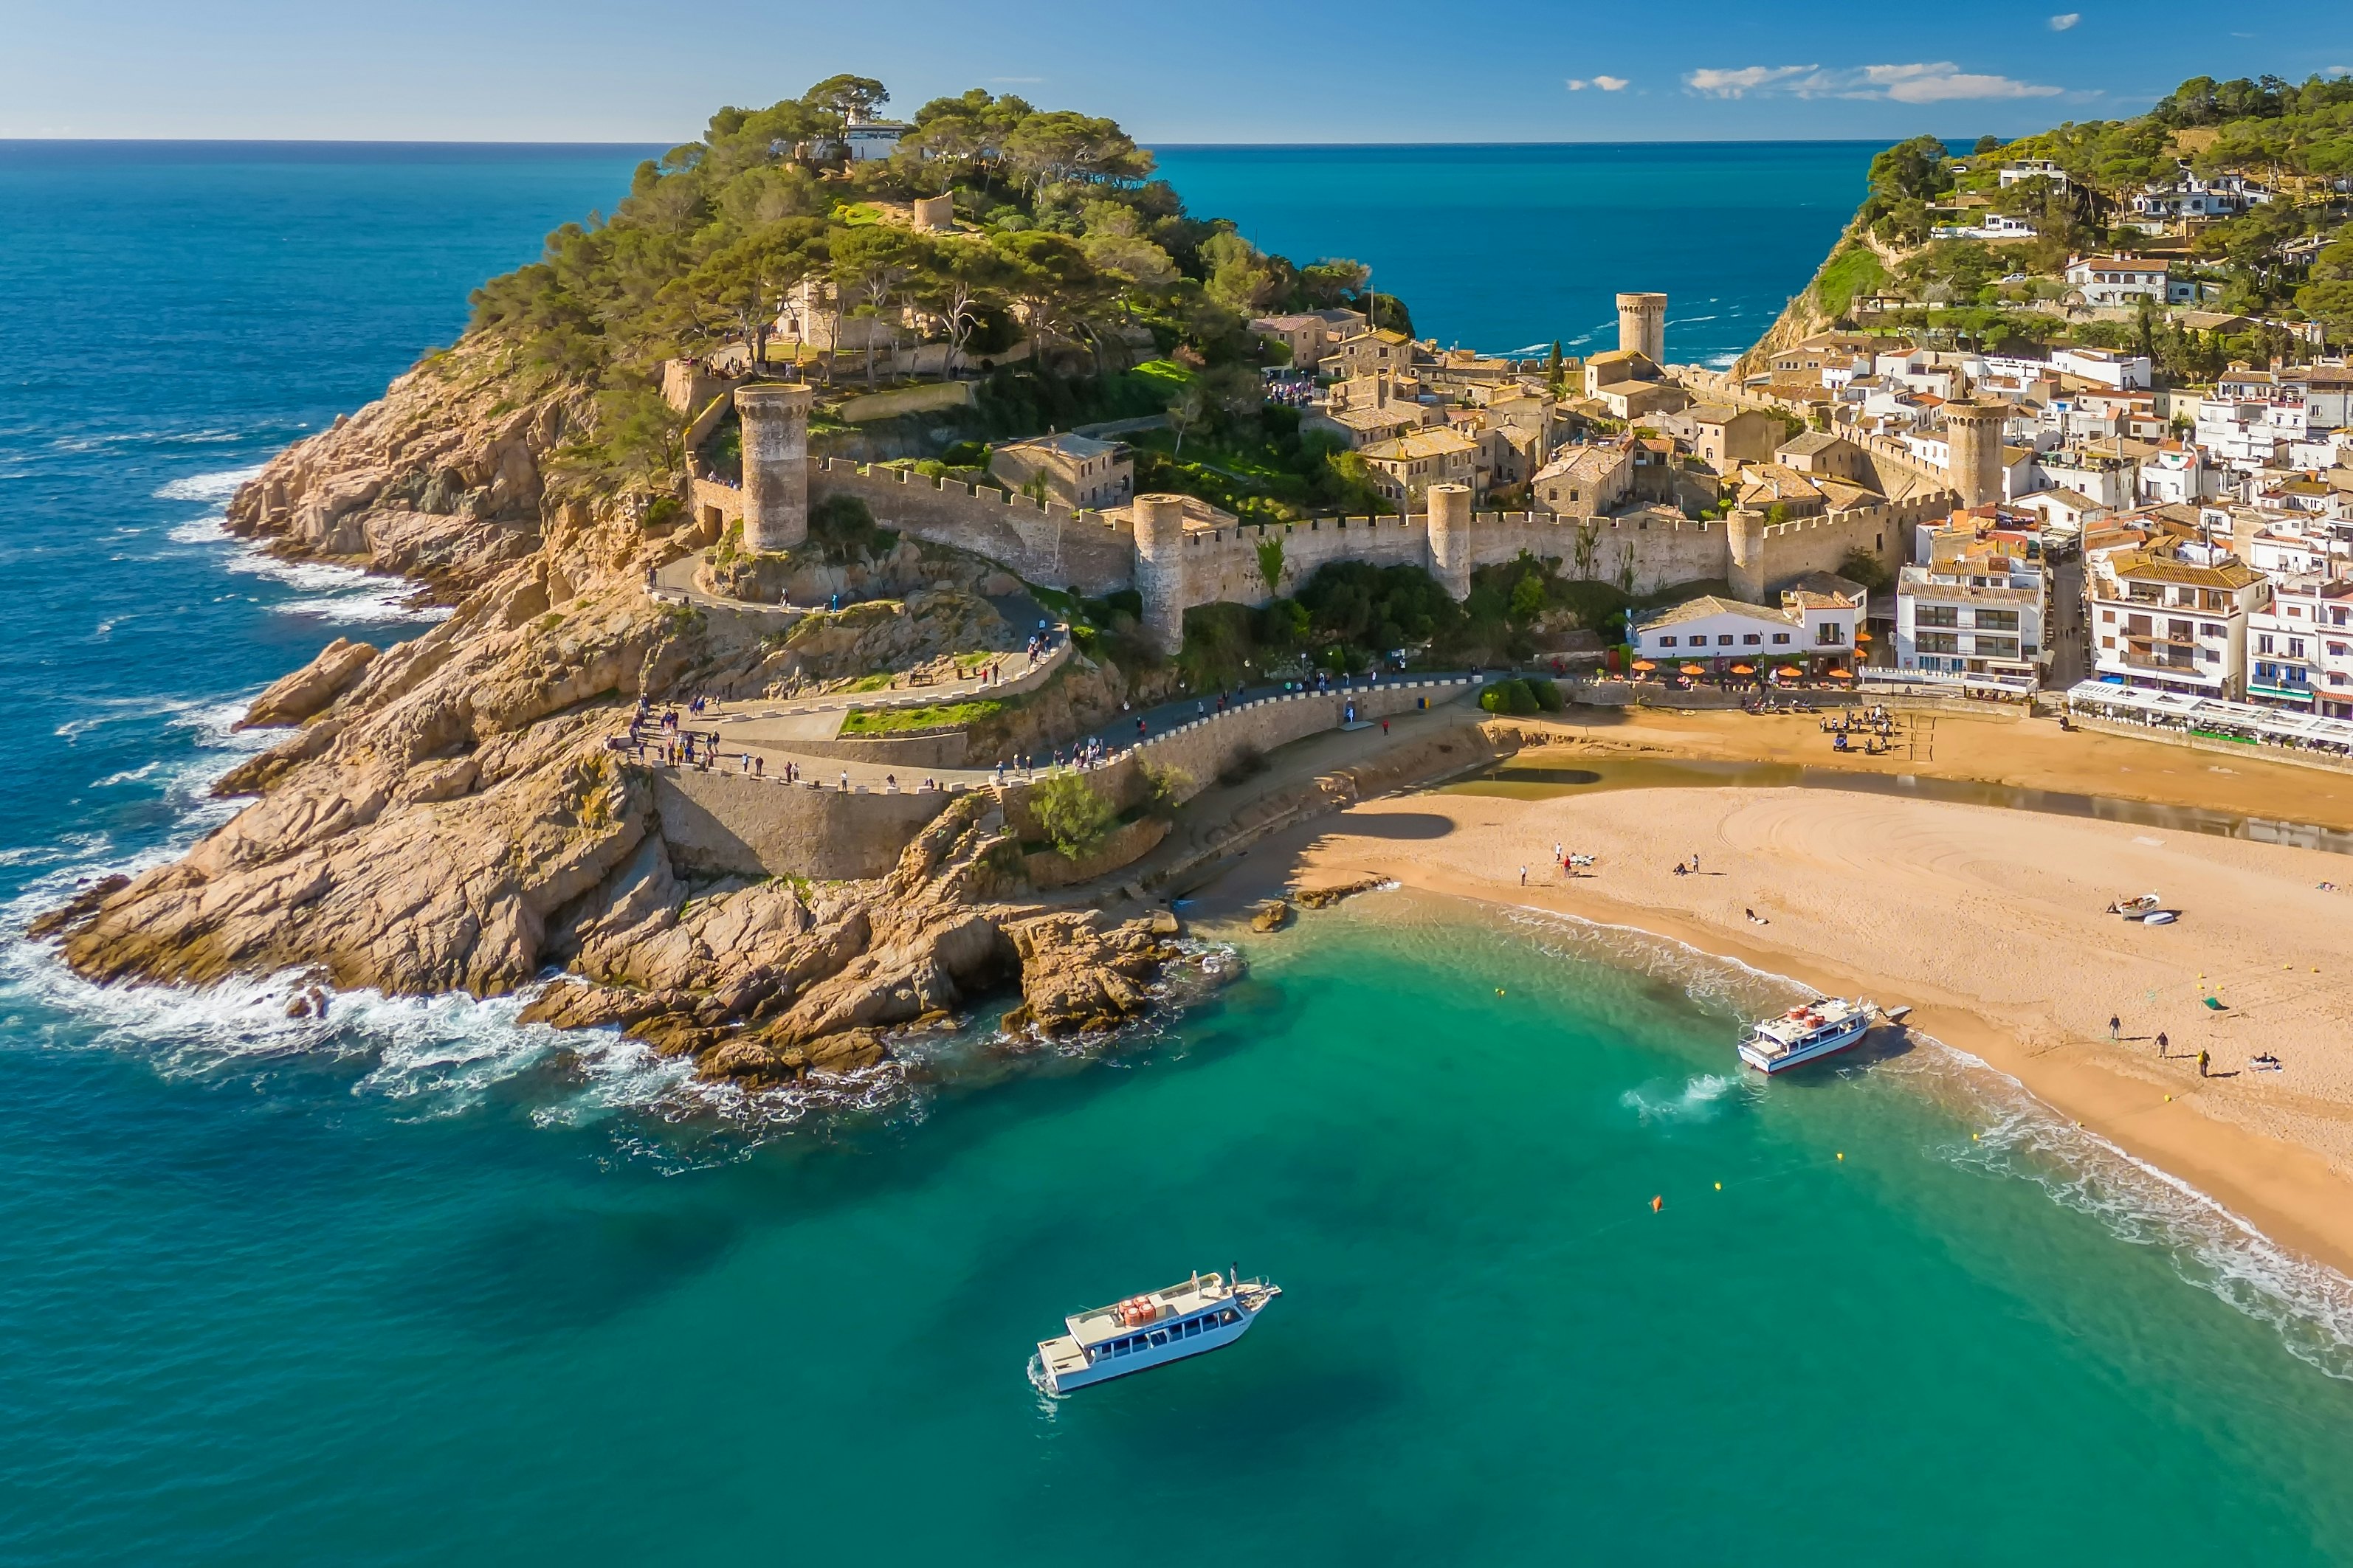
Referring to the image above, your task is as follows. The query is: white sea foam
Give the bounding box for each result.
[1622,1071,1746,1125]
[154,464,264,502]
[90,761,164,788]
[1497,899,2353,1379]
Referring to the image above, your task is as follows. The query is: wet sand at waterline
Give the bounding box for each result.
[1225,758,2353,1277]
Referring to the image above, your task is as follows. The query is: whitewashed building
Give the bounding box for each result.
[1630,593,1859,669]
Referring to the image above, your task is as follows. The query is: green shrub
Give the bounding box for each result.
[1030,773,1116,858]
[1479,679,1540,716]
[1526,677,1564,712]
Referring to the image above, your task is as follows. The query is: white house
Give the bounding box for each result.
[2064,255,2197,308]
[1630,593,1858,669]
[2246,578,2353,716]
[839,113,912,162]
[2139,441,2213,505]
[2051,347,2152,391]
[1999,159,2072,188]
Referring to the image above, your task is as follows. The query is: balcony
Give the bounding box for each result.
[2120,649,2202,674]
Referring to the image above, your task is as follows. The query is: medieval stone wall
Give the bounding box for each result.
[808,459,1135,595]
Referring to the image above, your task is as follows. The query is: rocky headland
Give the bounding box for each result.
[33,344,1213,1090]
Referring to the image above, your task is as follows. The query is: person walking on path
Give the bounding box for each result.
[2109,1015,2122,1041]
[2156,1031,2168,1057]
[2198,1049,2211,1078]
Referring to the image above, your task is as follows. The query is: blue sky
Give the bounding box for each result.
[4,0,2349,142]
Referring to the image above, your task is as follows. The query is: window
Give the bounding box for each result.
[1658,635,1677,648]
[2204,648,2220,663]
[1772,632,1790,645]
[2257,634,2275,655]
[1743,633,1762,645]
[2290,639,2307,658]
[1976,609,2020,632]
[1918,632,1960,655]
[2201,622,2227,638]
[1816,623,1845,645]
[1718,634,1734,646]
[1919,604,1960,629]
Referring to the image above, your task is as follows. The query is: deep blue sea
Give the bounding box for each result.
[1151,141,1873,362]
[8,140,2353,1565]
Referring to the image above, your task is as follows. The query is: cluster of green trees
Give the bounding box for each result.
[1842,72,2353,346]
[464,75,1396,497]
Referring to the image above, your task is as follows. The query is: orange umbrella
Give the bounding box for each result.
[1679,663,1705,676]
[1630,659,1656,671]
[1829,669,1855,680]
[1775,666,1802,677]
[1855,629,1873,643]
[1730,663,1755,674]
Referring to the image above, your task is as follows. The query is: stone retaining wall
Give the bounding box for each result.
[655,769,954,880]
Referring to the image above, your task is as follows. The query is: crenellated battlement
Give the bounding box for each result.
[697,453,1925,632]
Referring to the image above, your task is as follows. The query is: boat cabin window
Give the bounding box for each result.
[1183,1317,1200,1336]
[1150,1330,1168,1347]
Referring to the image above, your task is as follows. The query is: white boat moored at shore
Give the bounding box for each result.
[1029,1269,1279,1393]
[1738,997,1878,1074]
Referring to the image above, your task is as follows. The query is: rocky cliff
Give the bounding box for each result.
[35,342,1207,1090]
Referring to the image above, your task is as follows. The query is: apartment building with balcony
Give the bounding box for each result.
[2087,542,2267,698]
[2246,577,2353,718]
[1894,522,2047,682]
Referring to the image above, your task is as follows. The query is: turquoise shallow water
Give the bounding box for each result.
[7,141,2353,1563]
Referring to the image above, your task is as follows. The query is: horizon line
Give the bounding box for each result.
[0,134,1914,150]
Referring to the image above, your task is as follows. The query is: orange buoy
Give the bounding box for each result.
[1650,1195,1663,1212]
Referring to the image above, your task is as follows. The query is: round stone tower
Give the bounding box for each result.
[1616,292,1667,363]
[1941,400,2008,510]
[1132,493,1191,655]
[735,383,816,552]
[1726,506,1767,605]
[1427,483,1474,601]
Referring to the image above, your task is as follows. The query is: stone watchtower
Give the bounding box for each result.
[1941,400,2008,510]
[734,383,816,552]
[1132,494,1191,655]
[1726,506,1767,604]
[1427,483,1474,599]
[1616,292,1667,363]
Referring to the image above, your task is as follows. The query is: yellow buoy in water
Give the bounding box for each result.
[1714,1181,1722,1191]
[1836,1152,1844,1161]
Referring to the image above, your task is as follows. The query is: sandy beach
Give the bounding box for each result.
[1212,708,2353,1276]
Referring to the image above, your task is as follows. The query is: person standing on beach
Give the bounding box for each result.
[1519,866,1527,887]
[2109,1015,2121,1041]
[2156,1031,2168,1057]
[2198,1049,2211,1078]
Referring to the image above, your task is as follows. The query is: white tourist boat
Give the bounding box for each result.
[1738,997,1879,1074]
[1028,1269,1280,1393]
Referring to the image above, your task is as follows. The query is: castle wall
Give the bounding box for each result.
[1756,492,1951,594]
[810,459,1135,595]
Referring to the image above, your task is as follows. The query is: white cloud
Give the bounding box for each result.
[1684,64,1821,97]
[2048,13,2080,30]
[1859,62,2064,102]
[1593,75,1630,91]
[1684,61,2060,103]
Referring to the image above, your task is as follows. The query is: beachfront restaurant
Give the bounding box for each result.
[2065,678,2353,756]
[1629,593,1859,680]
